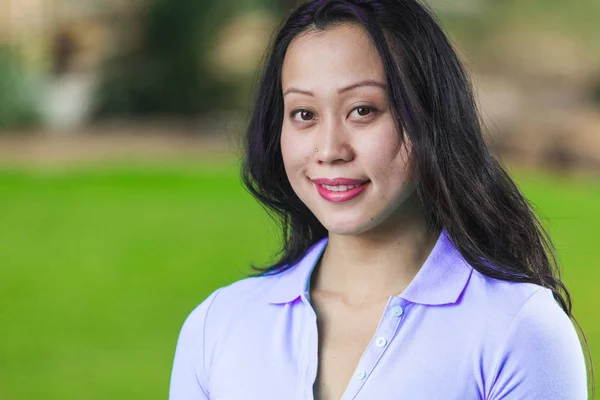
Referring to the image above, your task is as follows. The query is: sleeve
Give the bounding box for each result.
[169,288,222,400]
[488,288,588,400]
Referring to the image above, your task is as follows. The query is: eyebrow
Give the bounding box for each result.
[283,79,387,97]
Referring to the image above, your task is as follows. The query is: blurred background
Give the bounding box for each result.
[0,0,598,398]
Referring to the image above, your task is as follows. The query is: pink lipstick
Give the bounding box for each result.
[311,178,370,203]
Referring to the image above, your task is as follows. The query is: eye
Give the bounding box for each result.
[291,109,315,122]
[349,106,377,119]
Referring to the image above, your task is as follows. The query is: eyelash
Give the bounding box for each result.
[289,105,378,123]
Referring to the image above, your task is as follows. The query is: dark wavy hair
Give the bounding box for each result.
[241,0,593,392]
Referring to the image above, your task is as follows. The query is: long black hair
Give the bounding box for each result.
[241,0,593,391]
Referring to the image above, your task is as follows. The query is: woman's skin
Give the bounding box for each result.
[280,23,439,399]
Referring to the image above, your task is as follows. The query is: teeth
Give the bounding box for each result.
[321,184,360,191]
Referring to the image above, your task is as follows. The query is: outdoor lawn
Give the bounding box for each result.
[0,160,598,399]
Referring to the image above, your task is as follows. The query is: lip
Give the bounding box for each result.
[312,178,368,186]
[311,177,370,203]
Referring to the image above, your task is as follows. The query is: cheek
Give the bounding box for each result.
[280,128,313,177]
[387,136,411,173]
[280,129,296,171]
[363,124,409,175]
[280,126,314,169]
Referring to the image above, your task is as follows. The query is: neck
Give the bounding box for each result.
[310,194,440,305]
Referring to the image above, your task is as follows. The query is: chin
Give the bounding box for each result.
[318,215,377,236]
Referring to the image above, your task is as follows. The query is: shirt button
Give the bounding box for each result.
[356,371,367,380]
[375,336,387,348]
[391,305,404,317]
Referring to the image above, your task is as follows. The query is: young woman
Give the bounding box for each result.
[170,1,592,399]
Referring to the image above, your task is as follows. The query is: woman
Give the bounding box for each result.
[170,1,592,399]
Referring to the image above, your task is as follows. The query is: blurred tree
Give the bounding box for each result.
[593,78,600,106]
[280,0,301,11]
[51,28,78,76]
[0,46,41,130]
[95,0,239,118]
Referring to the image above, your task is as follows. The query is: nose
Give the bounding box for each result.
[315,118,354,164]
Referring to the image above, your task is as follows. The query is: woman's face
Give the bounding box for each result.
[280,23,416,236]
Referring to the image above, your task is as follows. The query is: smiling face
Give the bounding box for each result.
[280,23,417,236]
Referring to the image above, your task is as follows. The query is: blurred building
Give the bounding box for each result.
[0,0,148,72]
[1,0,155,131]
[0,0,598,171]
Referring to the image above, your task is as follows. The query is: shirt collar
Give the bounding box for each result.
[265,238,328,304]
[399,229,473,305]
[265,229,473,306]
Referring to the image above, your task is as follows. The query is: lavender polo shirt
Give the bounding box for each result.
[169,230,588,399]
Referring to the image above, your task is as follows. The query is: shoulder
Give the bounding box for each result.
[500,286,585,368]
[455,270,588,398]
[455,269,555,338]
[170,272,286,399]
[467,269,548,314]
[467,269,585,359]
[466,275,588,399]
[494,285,581,353]
[179,270,286,334]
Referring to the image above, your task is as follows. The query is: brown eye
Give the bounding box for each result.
[356,107,371,116]
[300,111,314,120]
[349,106,377,119]
[291,109,315,122]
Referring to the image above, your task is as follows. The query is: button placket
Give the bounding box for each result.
[391,305,404,317]
[300,293,319,400]
[342,298,405,400]
[375,336,387,348]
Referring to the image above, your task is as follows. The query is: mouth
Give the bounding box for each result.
[311,178,370,203]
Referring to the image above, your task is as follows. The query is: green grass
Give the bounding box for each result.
[0,161,598,399]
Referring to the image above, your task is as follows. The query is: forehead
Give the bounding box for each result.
[282,23,385,92]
